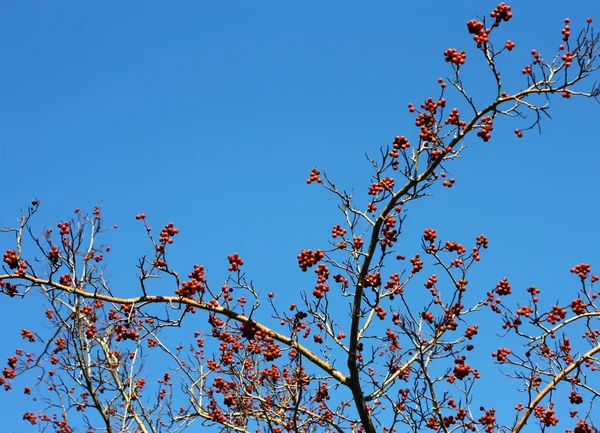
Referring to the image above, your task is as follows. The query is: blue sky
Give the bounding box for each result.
[1,1,599,431]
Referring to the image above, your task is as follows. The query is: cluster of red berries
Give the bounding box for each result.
[467,20,491,48]
[297,249,325,271]
[135,213,146,220]
[22,412,37,425]
[424,274,437,290]
[571,298,587,315]
[422,96,444,113]
[57,221,70,235]
[363,272,381,288]
[534,403,558,427]
[59,274,72,287]
[368,177,395,195]
[546,305,567,324]
[452,356,474,380]
[333,273,349,288]
[568,390,584,405]
[464,325,478,339]
[466,19,484,35]
[53,337,67,354]
[444,48,467,65]
[331,224,346,238]
[562,51,574,67]
[476,116,494,142]
[570,263,591,280]
[48,246,60,264]
[313,264,330,298]
[374,305,386,320]
[495,278,512,296]
[514,128,523,138]
[380,215,398,248]
[306,168,322,184]
[422,311,435,323]
[522,64,532,75]
[442,177,456,188]
[445,108,466,129]
[490,2,513,27]
[516,305,534,317]
[446,241,466,254]
[410,255,423,274]
[159,222,179,244]
[3,249,19,269]
[562,18,571,42]
[492,347,512,362]
[389,135,410,158]
[1,281,18,296]
[423,228,437,242]
[227,253,244,271]
[385,273,401,293]
[416,112,436,142]
[478,408,497,431]
[504,40,516,51]
[475,234,489,249]
[85,323,97,339]
[176,265,207,298]
[21,329,35,342]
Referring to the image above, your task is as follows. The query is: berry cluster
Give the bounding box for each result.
[374,305,386,320]
[561,51,574,67]
[48,246,60,264]
[442,177,456,188]
[478,408,497,431]
[333,273,349,288]
[57,221,71,235]
[571,298,587,315]
[58,274,72,287]
[114,323,140,342]
[444,48,467,65]
[445,108,466,129]
[445,241,466,254]
[306,168,322,184]
[533,403,558,427]
[546,305,567,324]
[475,234,489,249]
[561,18,571,42]
[3,249,19,269]
[452,356,475,380]
[464,325,478,339]
[490,2,513,27]
[570,263,591,280]
[227,253,244,271]
[504,40,516,51]
[368,177,395,195]
[467,20,491,48]
[363,272,381,288]
[176,265,207,298]
[476,116,494,142]
[410,255,423,274]
[159,223,179,244]
[491,347,512,362]
[313,264,329,298]
[423,228,437,242]
[424,274,437,290]
[297,249,325,271]
[389,135,410,158]
[385,273,401,294]
[494,278,512,296]
[331,224,346,238]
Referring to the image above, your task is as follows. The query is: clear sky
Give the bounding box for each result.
[1,1,599,432]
